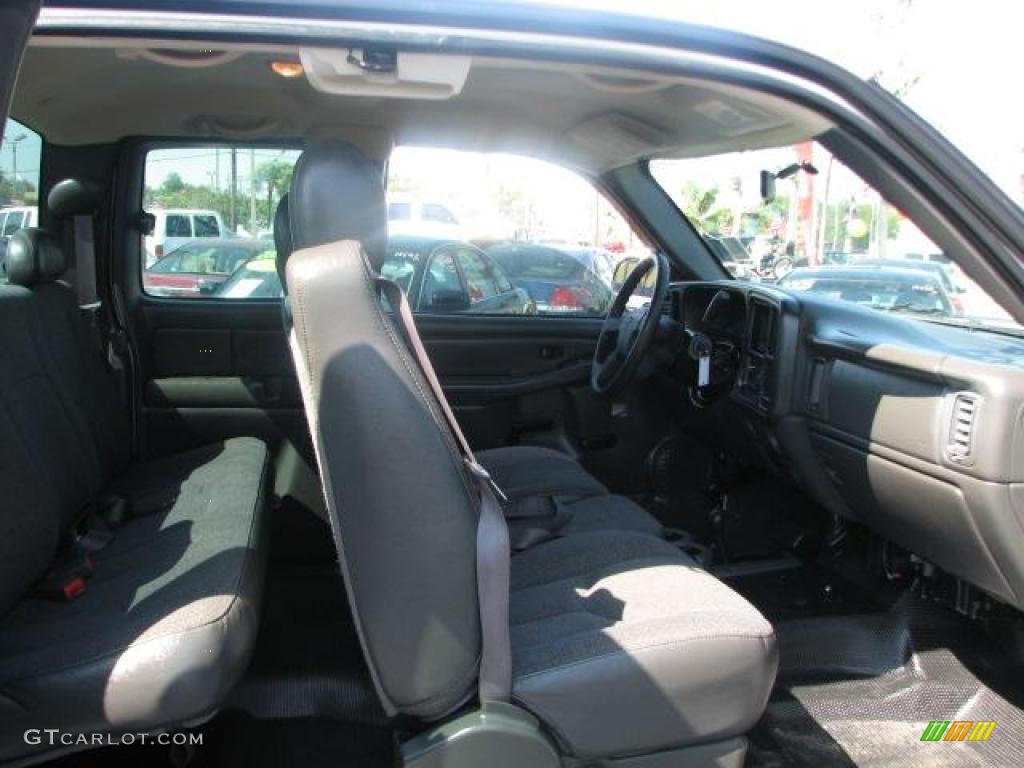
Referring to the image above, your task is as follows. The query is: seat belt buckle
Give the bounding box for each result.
[34,553,94,602]
[464,459,509,504]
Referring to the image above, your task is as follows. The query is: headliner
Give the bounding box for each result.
[13,38,832,172]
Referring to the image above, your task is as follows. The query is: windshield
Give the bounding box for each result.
[651,142,1019,333]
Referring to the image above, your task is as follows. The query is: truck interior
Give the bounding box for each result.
[1,3,1023,767]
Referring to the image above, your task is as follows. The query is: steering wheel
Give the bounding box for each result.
[591,252,669,397]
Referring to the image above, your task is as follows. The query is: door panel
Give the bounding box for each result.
[136,302,645,490]
[415,314,617,454]
[135,300,308,458]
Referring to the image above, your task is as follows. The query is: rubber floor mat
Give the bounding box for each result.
[748,600,1024,768]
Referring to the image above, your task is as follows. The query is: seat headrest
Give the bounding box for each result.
[5,229,67,287]
[288,140,387,269]
[273,194,294,290]
[48,178,102,219]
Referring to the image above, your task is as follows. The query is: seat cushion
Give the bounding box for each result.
[477,445,607,500]
[558,494,664,538]
[509,531,777,759]
[0,437,269,763]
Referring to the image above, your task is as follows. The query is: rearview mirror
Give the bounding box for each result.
[760,170,776,203]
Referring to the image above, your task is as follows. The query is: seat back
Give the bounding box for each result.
[284,142,483,720]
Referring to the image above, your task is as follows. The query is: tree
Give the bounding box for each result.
[255,160,294,222]
[160,172,186,194]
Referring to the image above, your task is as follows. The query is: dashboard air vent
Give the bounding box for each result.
[947,393,979,463]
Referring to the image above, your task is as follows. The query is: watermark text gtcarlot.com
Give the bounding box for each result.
[24,730,202,747]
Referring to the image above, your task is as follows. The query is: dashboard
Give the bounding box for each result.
[668,280,1024,610]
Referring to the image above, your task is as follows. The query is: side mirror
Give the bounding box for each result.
[428,289,471,312]
[760,170,776,203]
[137,211,156,236]
[197,278,218,296]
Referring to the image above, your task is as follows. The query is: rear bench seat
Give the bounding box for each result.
[0,229,269,764]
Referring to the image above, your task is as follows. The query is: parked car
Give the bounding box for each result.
[847,257,965,313]
[143,238,273,298]
[384,235,534,314]
[778,265,956,318]
[142,208,233,266]
[212,252,283,299]
[487,242,614,314]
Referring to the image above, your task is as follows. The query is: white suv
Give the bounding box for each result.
[143,208,231,267]
[387,198,463,239]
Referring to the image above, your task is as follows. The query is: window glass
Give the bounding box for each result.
[165,215,191,237]
[380,248,421,293]
[385,146,649,317]
[419,251,466,312]
[456,248,500,302]
[193,215,220,237]
[142,146,298,298]
[387,202,412,221]
[2,211,24,236]
[651,142,1019,333]
[422,203,457,224]
[1,118,42,282]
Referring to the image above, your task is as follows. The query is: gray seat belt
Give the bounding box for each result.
[68,211,137,457]
[72,214,99,306]
[376,276,513,704]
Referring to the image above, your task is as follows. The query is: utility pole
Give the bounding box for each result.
[230,148,237,232]
[249,148,257,237]
[4,133,27,196]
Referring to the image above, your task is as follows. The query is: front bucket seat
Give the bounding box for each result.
[283,140,778,767]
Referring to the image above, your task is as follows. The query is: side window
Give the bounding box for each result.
[455,248,500,303]
[420,250,467,312]
[193,215,219,237]
[422,203,457,224]
[166,215,191,237]
[1,118,43,284]
[385,146,648,317]
[388,202,411,221]
[142,146,298,298]
[2,211,24,236]
[380,249,421,293]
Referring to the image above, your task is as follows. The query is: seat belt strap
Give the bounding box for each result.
[376,276,512,704]
[73,214,99,306]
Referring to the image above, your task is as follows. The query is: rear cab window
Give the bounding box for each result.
[141,146,299,298]
[1,119,42,282]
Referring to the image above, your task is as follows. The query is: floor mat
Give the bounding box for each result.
[227,564,389,725]
[747,598,1024,768]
